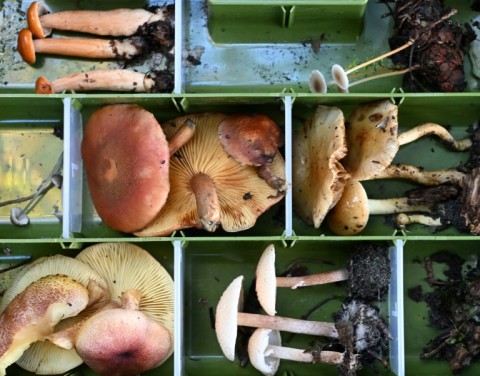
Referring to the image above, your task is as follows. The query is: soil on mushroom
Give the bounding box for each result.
[408,251,480,373]
[388,0,475,92]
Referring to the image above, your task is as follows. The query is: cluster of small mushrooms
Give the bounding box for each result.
[214,243,392,376]
[82,104,286,235]
[17,1,175,94]
[293,98,479,235]
[0,242,174,376]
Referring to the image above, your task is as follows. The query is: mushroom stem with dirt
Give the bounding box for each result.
[248,328,344,376]
[215,276,339,361]
[17,28,147,65]
[27,1,173,39]
[372,163,466,185]
[35,69,174,94]
[256,244,390,316]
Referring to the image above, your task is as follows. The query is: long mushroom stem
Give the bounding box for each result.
[190,173,221,232]
[35,69,173,94]
[367,197,432,215]
[28,2,173,38]
[18,28,146,64]
[168,119,196,156]
[275,269,348,288]
[372,163,466,185]
[265,344,342,364]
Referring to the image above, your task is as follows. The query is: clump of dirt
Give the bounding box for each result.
[389,0,475,92]
[408,251,480,373]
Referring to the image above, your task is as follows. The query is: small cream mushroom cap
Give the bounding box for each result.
[81,104,170,233]
[293,105,350,228]
[248,328,282,376]
[135,113,285,237]
[332,64,349,92]
[309,70,327,93]
[342,99,399,181]
[215,275,244,361]
[0,275,89,376]
[255,244,277,316]
[0,255,108,375]
[75,242,174,361]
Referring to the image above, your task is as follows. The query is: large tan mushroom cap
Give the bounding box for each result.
[326,179,370,236]
[82,104,170,233]
[0,275,89,376]
[75,243,174,361]
[293,105,350,228]
[0,255,108,375]
[342,99,399,181]
[135,113,286,237]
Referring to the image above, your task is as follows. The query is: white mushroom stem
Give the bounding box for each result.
[264,344,343,365]
[372,163,466,185]
[397,123,472,151]
[28,2,170,38]
[367,197,432,215]
[168,119,196,156]
[190,173,221,232]
[35,70,171,94]
[394,213,443,229]
[275,269,348,289]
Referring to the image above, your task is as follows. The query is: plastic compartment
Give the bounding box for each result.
[206,0,368,44]
[0,240,175,376]
[0,96,64,239]
[403,240,480,375]
[179,239,403,376]
[291,94,479,238]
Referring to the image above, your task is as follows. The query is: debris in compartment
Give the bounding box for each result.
[388,0,476,92]
[409,251,480,373]
[0,151,63,227]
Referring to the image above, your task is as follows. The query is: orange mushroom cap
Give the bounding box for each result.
[17,28,36,65]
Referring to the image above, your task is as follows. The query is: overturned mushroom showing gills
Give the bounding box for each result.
[81,104,170,233]
[27,2,174,39]
[293,105,350,228]
[0,275,89,376]
[0,255,108,375]
[17,28,146,65]
[135,113,286,237]
[343,99,472,181]
[74,289,172,376]
[218,114,285,190]
[215,276,338,362]
[36,69,174,94]
[256,244,390,316]
[248,328,344,376]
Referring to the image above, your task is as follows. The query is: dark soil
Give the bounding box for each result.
[389,0,475,92]
[410,251,480,373]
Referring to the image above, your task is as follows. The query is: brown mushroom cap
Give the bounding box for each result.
[293,105,350,228]
[17,28,36,65]
[218,114,282,166]
[0,255,108,375]
[27,1,51,38]
[0,275,89,375]
[81,104,170,233]
[342,99,399,181]
[75,242,174,361]
[135,113,286,237]
[326,179,369,236]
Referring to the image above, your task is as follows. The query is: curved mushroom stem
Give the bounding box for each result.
[397,123,472,151]
[18,28,146,64]
[35,69,173,94]
[372,163,467,185]
[394,213,443,229]
[168,118,196,156]
[190,173,221,232]
[28,2,172,38]
[256,165,286,191]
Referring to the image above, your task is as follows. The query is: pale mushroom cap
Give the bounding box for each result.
[0,255,108,375]
[255,244,277,316]
[326,179,369,235]
[248,328,282,376]
[75,308,173,376]
[332,64,349,92]
[309,70,327,93]
[75,242,174,360]
[135,113,286,237]
[293,105,350,228]
[81,104,170,233]
[0,275,89,374]
[342,99,399,181]
[218,114,282,166]
[215,275,244,361]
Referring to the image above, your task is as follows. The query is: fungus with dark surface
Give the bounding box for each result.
[135,113,285,237]
[0,255,108,374]
[81,104,170,233]
[292,105,350,228]
[255,243,390,316]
